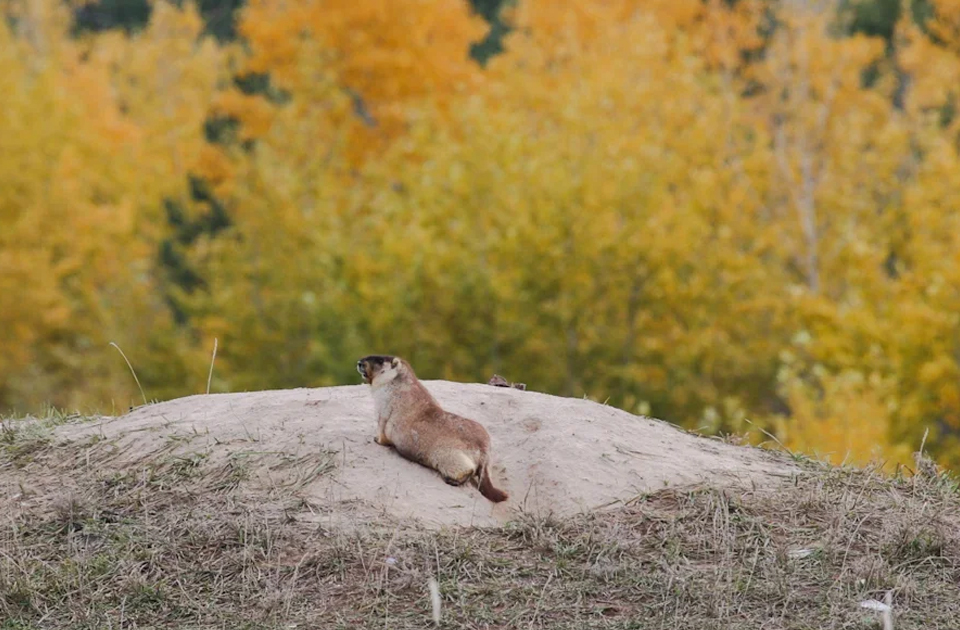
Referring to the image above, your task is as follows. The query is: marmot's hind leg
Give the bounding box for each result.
[437,451,476,487]
[442,471,472,486]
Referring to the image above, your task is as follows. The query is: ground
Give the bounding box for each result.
[1,382,958,628]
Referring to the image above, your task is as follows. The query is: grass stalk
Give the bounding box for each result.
[109,342,147,406]
[207,337,218,395]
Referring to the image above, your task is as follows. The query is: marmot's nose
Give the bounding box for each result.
[356,360,364,369]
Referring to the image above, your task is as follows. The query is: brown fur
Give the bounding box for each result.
[357,355,509,503]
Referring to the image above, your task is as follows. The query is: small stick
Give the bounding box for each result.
[428,577,441,626]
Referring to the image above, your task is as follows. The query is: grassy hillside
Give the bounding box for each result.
[2,411,959,629]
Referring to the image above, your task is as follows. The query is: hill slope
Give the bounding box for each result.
[2,385,959,629]
[33,381,794,527]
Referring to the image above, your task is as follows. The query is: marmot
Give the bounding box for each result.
[356,355,509,503]
[488,374,526,390]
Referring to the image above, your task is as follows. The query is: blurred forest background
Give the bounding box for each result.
[3,0,960,469]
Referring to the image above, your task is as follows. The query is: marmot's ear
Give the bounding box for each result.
[391,357,400,368]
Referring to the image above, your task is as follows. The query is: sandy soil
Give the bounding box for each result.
[15,382,800,528]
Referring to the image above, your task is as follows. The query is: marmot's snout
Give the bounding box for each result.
[357,355,397,384]
[357,359,370,383]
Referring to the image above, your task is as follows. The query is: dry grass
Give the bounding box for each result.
[2,414,960,629]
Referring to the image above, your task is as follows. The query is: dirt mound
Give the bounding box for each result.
[36,382,797,527]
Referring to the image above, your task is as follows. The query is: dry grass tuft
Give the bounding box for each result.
[2,416,960,629]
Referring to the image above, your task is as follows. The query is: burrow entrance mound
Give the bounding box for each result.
[15,382,799,528]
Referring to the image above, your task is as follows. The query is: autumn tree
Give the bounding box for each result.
[0,0,228,411]
[217,0,488,164]
[740,0,960,468]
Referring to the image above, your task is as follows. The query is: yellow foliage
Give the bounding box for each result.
[0,0,222,410]
[8,0,960,472]
[775,369,912,469]
[897,16,960,116]
[235,0,486,161]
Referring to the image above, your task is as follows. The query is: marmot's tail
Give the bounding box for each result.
[478,460,509,503]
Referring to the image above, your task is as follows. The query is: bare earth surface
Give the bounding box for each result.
[13,382,798,528]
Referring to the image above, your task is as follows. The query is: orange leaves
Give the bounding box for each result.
[192,144,235,195]
[213,90,274,140]
[236,0,304,78]
[236,0,486,159]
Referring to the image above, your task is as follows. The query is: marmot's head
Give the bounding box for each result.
[357,355,406,386]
